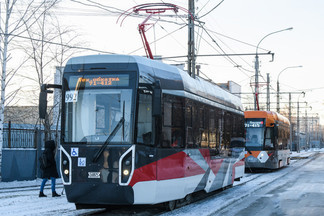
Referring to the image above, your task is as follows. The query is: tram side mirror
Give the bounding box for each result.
[152,81,162,117]
[39,85,48,119]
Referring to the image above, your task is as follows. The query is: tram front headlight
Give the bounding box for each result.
[123,169,130,176]
[64,169,69,175]
[121,150,133,184]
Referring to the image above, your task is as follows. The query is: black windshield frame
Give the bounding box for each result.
[245,118,266,151]
[61,71,137,145]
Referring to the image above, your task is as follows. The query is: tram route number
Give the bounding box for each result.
[65,91,78,103]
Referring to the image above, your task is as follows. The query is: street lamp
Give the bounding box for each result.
[276,65,302,113]
[297,91,305,153]
[305,105,312,150]
[254,27,293,110]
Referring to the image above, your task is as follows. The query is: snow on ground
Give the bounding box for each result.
[0,179,101,215]
[161,150,322,216]
[0,150,322,216]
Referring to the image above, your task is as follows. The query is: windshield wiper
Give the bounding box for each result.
[245,146,253,155]
[92,117,125,162]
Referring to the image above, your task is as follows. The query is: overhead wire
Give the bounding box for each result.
[127,23,188,55]
[198,23,252,78]
[0,32,116,54]
[207,29,254,69]
[197,0,212,16]
[199,0,225,19]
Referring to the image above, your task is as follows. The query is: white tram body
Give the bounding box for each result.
[59,55,245,207]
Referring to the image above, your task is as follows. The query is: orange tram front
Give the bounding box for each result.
[244,111,291,170]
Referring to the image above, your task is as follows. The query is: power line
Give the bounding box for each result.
[199,0,225,19]
[128,24,188,55]
[202,27,271,53]
[0,33,115,54]
[198,24,253,78]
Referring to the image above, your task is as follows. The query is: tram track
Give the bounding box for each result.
[88,171,265,215]
[0,153,317,216]
[0,183,64,194]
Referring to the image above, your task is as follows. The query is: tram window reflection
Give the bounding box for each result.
[137,92,152,145]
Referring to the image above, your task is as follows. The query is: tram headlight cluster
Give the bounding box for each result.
[121,153,132,184]
[61,154,70,183]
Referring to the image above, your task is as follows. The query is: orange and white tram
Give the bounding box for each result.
[40,54,245,209]
[244,111,291,170]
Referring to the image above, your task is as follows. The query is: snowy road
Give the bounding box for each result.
[161,151,322,216]
[0,181,103,216]
[0,151,321,216]
[217,153,324,216]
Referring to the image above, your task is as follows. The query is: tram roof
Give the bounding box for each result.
[244,110,290,126]
[66,54,243,112]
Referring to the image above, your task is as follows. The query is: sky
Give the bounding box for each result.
[54,0,324,123]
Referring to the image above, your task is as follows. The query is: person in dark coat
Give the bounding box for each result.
[39,140,61,197]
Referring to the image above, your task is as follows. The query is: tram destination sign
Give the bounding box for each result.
[245,119,264,128]
[68,74,129,89]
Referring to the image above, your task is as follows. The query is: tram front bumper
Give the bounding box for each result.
[245,156,278,169]
[65,183,134,205]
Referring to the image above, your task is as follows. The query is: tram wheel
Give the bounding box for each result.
[166,200,176,211]
[185,194,193,205]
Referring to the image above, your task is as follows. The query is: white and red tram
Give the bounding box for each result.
[41,54,245,209]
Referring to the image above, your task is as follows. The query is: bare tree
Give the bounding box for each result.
[19,2,82,142]
[0,0,60,160]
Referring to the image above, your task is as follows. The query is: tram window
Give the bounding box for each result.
[199,108,204,128]
[265,127,274,149]
[223,113,231,149]
[186,127,194,147]
[161,95,184,148]
[201,130,208,148]
[172,102,184,127]
[191,105,200,148]
[209,109,216,149]
[209,109,215,129]
[136,92,152,145]
[209,130,217,148]
[163,102,172,126]
[217,113,223,150]
[185,106,192,127]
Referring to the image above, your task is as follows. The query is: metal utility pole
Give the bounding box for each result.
[254,27,293,110]
[289,93,292,151]
[297,101,300,153]
[276,65,302,113]
[266,73,270,110]
[188,0,195,78]
[305,105,308,150]
[254,54,259,110]
[296,92,305,152]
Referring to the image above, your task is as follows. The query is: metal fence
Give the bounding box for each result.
[1,127,61,181]
[3,127,60,149]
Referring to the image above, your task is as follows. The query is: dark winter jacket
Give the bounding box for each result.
[41,140,59,179]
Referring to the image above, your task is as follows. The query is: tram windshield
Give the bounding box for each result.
[63,74,133,144]
[245,118,265,149]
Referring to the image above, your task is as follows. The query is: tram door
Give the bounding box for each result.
[136,86,157,178]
